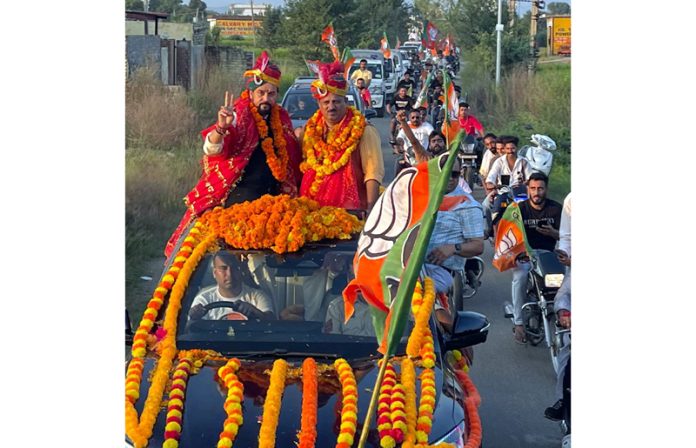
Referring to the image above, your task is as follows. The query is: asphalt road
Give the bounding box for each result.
[370,116,566,448]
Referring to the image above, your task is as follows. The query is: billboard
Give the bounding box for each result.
[550,16,571,56]
[215,18,261,36]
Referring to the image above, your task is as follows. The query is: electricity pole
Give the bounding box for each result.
[251,0,256,48]
[527,0,544,76]
[495,0,503,85]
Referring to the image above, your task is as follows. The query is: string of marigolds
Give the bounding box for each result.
[125,227,216,448]
[377,362,396,447]
[247,91,289,182]
[300,106,366,197]
[297,358,318,448]
[334,358,359,448]
[162,354,193,448]
[258,359,289,448]
[217,357,244,448]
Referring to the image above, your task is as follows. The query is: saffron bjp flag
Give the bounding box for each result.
[321,23,340,61]
[343,134,464,356]
[423,21,441,50]
[305,59,321,75]
[413,70,433,109]
[341,48,356,79]
[380,32,391,59]
[443,35,451,56]
[441,71,461,140]
[492,202,533,272]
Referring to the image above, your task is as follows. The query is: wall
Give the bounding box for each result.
[125,21,194,40]
[126,35,161,78]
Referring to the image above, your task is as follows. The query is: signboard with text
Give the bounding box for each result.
[551,16,571,55]
[216,18,261,36]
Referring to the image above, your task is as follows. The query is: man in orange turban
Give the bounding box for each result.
[165,51,302,258]
[297,61,384,211]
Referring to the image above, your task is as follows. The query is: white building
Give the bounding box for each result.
[228,3,271,16]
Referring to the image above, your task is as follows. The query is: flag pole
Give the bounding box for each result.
[356,354,390,448]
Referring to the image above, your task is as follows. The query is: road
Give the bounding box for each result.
[370,116,566,448]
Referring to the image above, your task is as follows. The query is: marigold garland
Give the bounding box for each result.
[258,359,289,448]
[450,349,470,374]
[377,362,397,448]
[125,230,216,448]
[453,368,483,448]
[334,358,358,448]
[407,277,436,360]
[162,355,193,448]
[300,106,366,197]
[415,368,437,446]
[248,95,289,182]
[217,358,244,448]
[390,382,407,444]
[400,358,418,448]
[297,358,319,448]
[199,195,363,254]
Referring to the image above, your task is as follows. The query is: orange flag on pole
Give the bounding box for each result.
[322,23,340,61]
[380,32,391,59]
[492,202,533,272]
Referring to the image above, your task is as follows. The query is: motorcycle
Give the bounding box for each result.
[457,135,484,189]
[503,250,569,372]
[517,134,557,176]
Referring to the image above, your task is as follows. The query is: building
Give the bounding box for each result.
[228,3,271,16]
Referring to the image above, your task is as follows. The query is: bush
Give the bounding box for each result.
[126,66,198,150]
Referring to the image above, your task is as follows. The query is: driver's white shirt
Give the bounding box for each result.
[191,284,273,320]
[396,122,434,152]
[486,155,529,187]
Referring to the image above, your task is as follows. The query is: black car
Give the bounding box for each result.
[126,234,489,448]
[281,76,377,129]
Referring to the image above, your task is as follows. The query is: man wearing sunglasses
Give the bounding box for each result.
[424,158,485,295]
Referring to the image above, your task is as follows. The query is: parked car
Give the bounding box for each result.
[125,231,490,448]
[281,76,376,129]
[349,49,387,117]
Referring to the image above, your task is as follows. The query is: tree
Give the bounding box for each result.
[259,6,285,49]
[546,2,570,15]
[126,0,145,11]
[352,0,412,49]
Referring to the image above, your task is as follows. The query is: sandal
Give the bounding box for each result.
[513,325,527,345]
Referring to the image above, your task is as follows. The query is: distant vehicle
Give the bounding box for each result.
[349,49,387,117]
[281,76,376,129]
[401,40,422,52]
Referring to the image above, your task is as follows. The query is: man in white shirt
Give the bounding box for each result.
[478,133,500,187]
[189,252,274,321]
[395,108,434,153]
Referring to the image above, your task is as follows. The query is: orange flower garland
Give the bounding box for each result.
[217,358,244,448]
[453,368,483,448]
[248,94,289,182]
[450,349,470,374]
[126,231,216,448]
[377,362,397,448]
[199,195,363,254]
[300,106,366,197]
[415,368,437,446]
[162,354,193,448]
[297,358,318,448]
[258,359,289,448]
[334,358,358,448]
[407,277,436,360]
[390,382,407,444]
[400,358,418,448]
[419,330,436,369]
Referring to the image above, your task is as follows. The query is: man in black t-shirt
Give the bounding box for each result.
[387,85,413,143]
[397,70,417,96]
[510,172,562,344]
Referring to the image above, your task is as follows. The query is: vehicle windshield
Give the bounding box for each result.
[283,92,318,119]
[175,240,409,358]
[350,63,382,79]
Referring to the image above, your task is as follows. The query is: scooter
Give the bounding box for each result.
[518,134,557,176]
[503,250,568,372]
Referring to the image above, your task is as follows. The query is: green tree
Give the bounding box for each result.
[546,2,570,15]
[259,6,285,49]
[352,0,412,49]
[126,0,145,11]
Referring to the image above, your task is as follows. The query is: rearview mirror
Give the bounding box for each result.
[444,311,489,351]
[364,109,377,119]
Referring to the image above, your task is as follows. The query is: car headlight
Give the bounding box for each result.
[432,420,466,447]
[544,273,564,288]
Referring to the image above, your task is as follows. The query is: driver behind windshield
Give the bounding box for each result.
[189,251,275,321]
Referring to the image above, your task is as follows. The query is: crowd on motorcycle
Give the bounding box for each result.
[352,53,573,445]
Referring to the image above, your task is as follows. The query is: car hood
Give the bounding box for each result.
[131,355,465,448]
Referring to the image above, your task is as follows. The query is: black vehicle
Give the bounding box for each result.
[280,77,376,129]
[126,234,490,447]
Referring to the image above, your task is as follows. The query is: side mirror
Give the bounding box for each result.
[126,309,134,346]
[364,109,377,119]
[444,311,489,352]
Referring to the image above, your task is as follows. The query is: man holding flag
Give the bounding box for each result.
[497,172,562,344]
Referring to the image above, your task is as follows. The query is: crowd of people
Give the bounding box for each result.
[166,48,571,436]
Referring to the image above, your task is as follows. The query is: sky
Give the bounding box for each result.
[204,0,572,15]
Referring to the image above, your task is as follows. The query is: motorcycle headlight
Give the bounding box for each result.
[544,273,564,288]
[432,420,466,447]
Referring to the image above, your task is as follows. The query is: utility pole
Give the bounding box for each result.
[250,0,256,48]
[527,0,543,76]
[495,0,504,86]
